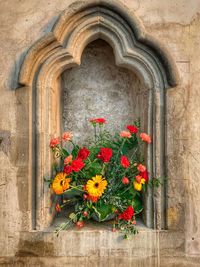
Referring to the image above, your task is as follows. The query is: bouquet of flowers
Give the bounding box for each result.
[48,118,153,238]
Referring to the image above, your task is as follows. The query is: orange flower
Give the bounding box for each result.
[120,131,131,138]
[50,137,60,148]
[62,132,73,141]
[122,176,130,184]
[52,172,71,195]
[135,175,142,183]
[76,221,84,228]
[137,164,146,172]
[64,155,73,165]
[87,195,99,203]
[140,133,151,143]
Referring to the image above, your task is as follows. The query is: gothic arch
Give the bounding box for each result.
[17,0,179,229]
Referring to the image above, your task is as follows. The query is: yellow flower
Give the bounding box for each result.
[86,175,107,198]
[52,172,71,195]
[133,178,145,191]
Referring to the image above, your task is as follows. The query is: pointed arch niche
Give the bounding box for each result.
[18,1,179,230]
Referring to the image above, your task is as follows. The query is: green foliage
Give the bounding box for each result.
[48,119,158,238]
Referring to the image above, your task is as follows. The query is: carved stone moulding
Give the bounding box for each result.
[17,0,179,230]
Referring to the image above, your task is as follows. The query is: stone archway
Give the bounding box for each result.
[17,0,179,230]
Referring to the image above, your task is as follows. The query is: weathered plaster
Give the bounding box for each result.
[0,0,200,266]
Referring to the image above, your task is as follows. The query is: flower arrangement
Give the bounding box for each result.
[47,118,155,238]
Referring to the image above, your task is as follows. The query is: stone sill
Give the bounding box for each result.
[16,218,185,258]
[46,216,150,233]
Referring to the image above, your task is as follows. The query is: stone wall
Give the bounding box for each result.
[62,39,148,144]
[0,0,200,266]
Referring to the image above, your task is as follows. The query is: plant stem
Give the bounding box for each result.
[70,185,84,192]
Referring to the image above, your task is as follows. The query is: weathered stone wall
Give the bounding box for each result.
[62,39,147,144]
[0,0,200,266]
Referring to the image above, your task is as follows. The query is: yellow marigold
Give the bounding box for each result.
[52,172,71,195]
[133,178,145,191]
[86,175,107,198]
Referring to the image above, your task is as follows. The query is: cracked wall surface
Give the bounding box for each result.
[0,0,200,266]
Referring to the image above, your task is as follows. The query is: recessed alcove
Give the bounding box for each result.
[61,39,148,144]
[17,1,179,231]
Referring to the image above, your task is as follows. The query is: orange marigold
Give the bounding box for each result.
[52,172,71,195]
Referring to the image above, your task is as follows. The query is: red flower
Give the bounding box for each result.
[64,165,73,175]
[126,125,138,134]
[137,164,146,172]
[71,159,84,172]
[139,170,149,183]
[118,206,134,221]
[97,148,113,162]
[120,156,130,168]
[76,221,84,228]
[83,211,88,217]
[87,195,99,203]
[122,176,130,184]
[77,147,90,160]
[55,203,61,212]
[50,137,60,148]
[90,118,107,124]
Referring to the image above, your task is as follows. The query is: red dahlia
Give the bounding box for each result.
[89,118,107,124]
[120,156,130,168]
[71,159,84,172]
[97,147,113,162]
[77,147,90,160]
[126,125,138,134]
[139,170,149,183]
[118,206,134,221]
[64,165,73,175]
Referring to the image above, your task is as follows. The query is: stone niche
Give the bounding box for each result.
[62,39,148,144]
[17,1,179,230]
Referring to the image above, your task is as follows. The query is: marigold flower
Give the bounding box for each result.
[118,206,134,221]
[137,164,146,172]
[140,133,151,143]
[52,172,71,195]
[50,137,60,148]
[62,132,73,142]
[122,176,130,184]
[120,156,130,168]
[126,125,138,134]
[77,147,90,160]
[133,178,145,191]
[120,131,131,138]
[86,175,107,198]
[97,147,113,162]
[64,155,73,165]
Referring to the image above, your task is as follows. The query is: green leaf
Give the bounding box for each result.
[62,148,69,158]
[94,204,115,221]
[132,196,143,214]
[87,162,102,177]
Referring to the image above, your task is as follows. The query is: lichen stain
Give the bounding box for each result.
[16,239,54,257]
[167,206,178,226]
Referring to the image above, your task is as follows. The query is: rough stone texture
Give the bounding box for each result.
[62,39,148,144]
[0,0,200,266]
